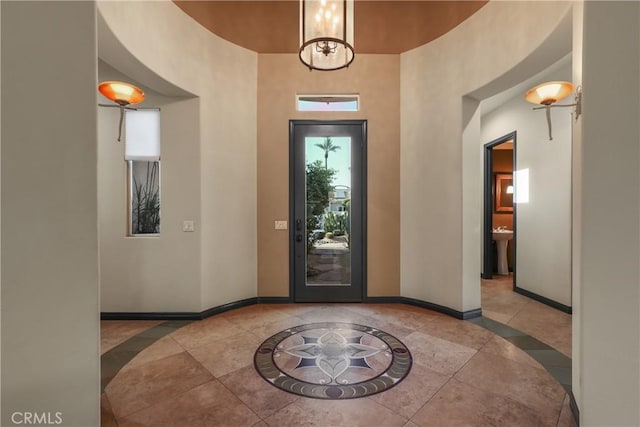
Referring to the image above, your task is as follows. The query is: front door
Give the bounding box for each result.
[290,120,367,302]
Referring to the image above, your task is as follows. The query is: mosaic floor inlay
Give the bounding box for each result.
[254,322,412,399]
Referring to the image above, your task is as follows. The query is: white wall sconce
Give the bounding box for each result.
[299,0,355,71]
[98,81,145,142]
[525,81,582,140]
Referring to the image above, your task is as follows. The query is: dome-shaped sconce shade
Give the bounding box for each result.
[524,81,581,141]
[98,81,145,106]
[525,81,573,105]
[98,81,146,142]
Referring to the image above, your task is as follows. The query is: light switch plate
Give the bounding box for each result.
[183,220,195,232]
[275,220,288,230]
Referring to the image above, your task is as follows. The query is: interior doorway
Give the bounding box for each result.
[289,120,367,302]
[482,131,516,286]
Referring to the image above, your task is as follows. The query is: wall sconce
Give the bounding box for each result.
[98,81,145,142]
[525,81,582,140]
[299,0,355,71]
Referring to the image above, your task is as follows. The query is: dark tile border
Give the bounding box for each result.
[101,320,192,392]
[100,296,480,391]
[468,315,576,423]
[101,298,577,423]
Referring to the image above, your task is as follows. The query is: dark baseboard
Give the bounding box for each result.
[100,311,205,321]
[365,296,482,320]
[569,390,580,425]
[102,296,479,321]
[101,297,292,321]
[514,286,572,314]
[199,297,260,319]
[257,296,293,304]
[363,296,402,305]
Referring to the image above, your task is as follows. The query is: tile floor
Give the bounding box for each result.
[101,278,576,426]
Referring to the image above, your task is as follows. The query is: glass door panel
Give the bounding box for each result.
[305,136,352,286]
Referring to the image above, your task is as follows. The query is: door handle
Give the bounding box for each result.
[295,219,303,243]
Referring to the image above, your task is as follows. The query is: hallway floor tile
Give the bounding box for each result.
[101,292,575,426]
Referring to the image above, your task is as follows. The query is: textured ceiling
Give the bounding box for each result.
[173,1,488,54]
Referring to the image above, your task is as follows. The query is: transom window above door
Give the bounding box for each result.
[296,94,359,112]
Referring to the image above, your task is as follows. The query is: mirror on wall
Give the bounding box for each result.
[495,173,513,212]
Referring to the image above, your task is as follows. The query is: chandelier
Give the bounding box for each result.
[299,0,355,71]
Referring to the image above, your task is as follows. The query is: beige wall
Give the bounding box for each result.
[0,2,3,421]
[401,1,572,312]
[257,54,400,297]
[98,62,202,312]
[577,1,639,423]
[98,1,258,312]
[1,1,99,424]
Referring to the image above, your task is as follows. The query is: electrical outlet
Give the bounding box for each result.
[275,220,288,230]
[183,220,195,232]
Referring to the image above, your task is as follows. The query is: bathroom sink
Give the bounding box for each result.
[492,230,513,275]
[492,230,513,241]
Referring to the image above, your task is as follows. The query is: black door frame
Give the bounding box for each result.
[289,120,367,302]
[482,131,517,287]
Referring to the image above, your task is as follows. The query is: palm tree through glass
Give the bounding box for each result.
[315,137,341,168]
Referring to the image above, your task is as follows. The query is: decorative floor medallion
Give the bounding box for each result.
[254,322,412,399]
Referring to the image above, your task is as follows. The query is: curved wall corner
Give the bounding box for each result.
[97,11,194,98]
[97,1,258,312]
[400,1,573,312]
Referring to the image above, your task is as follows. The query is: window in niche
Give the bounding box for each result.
[125,109,161,236]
